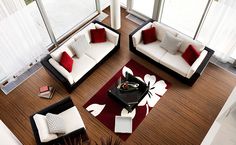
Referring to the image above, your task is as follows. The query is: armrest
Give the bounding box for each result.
[48,58,74,85]
[94,23,119,45]
[93,20,120,46]
[187,47,214,78]
[187,50,208,78]
[132,22,153,47]
[41,55,73,88]
[35,97,74,115]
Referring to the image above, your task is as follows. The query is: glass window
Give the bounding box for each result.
[41,0,97,39]
[132,0,155,18]
[120,0,127,7]
[161,0,209,37]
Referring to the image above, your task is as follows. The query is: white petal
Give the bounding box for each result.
[122,66,133,77]
[86,104,106,117]
[121,108,136,119]
[152,80,167,96]
[144,74,156,87]
[147,93,160,107]
[145,104,149,116]
[138,94,149,106]
[135,76,144,82]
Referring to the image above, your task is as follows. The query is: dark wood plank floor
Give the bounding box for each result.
[0,8,236,145]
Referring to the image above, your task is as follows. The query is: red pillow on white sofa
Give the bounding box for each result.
[90,28,107,43]
[141,27,157,44]
[60,51,73,72]
[182,45,200,65]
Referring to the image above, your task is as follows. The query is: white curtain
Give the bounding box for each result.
[0,0,48,81]
[197,0,236,63]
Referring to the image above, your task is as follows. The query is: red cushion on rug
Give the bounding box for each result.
[59,51,73,72]
[182,45,200,65]
[141,27,157,44]
[90,28,107,43]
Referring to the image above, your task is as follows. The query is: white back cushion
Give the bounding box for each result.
[33,114,58,143]
[177,33,204,53]
[73,23,96,43]
[50,45,74,62]
[69,35,91,58]
[160,32,182,54]
[152,22,178,41]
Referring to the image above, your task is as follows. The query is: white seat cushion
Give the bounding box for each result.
[33,114,58,143]
[177,33,204,53]
[160,52,190,77]
[136,41,167,63]
[85,41,115,63]
[70,55,96,82]
[58,106,85,134]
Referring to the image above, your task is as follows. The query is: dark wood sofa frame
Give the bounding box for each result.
[30,97,88,145]
[41,20,121,93]
[129,19,214,86]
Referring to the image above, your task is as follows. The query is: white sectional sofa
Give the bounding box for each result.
[41,21,120,92]
[129,20,214,85]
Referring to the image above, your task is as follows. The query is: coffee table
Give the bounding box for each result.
[108,73,149,112]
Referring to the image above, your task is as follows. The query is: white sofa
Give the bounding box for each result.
[129,20,214,85]
[0,120,22,145]
[30,97,88,145]
[41,21,120,92]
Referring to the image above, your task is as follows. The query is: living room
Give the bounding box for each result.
[0,0,236,145]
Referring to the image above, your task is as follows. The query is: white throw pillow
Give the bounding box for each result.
[160,32,182,54]
[69,35,91,58]
[46,113,66,134]
[33,114,58,143]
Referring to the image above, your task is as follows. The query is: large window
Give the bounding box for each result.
[161,0,209,38]
[0,0,98,83]
[197,0,236,62]
[131,0,155,18]
[41,0,97,39]
[0,0,51,81]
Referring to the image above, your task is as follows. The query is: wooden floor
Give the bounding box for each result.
[1,8,236,145]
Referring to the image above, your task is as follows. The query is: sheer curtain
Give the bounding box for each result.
[0,0,48,81]
[197,0,236,63]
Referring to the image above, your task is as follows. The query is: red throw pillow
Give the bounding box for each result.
[142,27,157,44]
[182,45,200,65]
[90,28,106,43]
[60,51,73,72]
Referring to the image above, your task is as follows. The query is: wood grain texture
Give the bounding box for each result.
[0,7,236,145]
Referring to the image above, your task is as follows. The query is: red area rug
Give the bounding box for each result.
[83,59,171,141]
